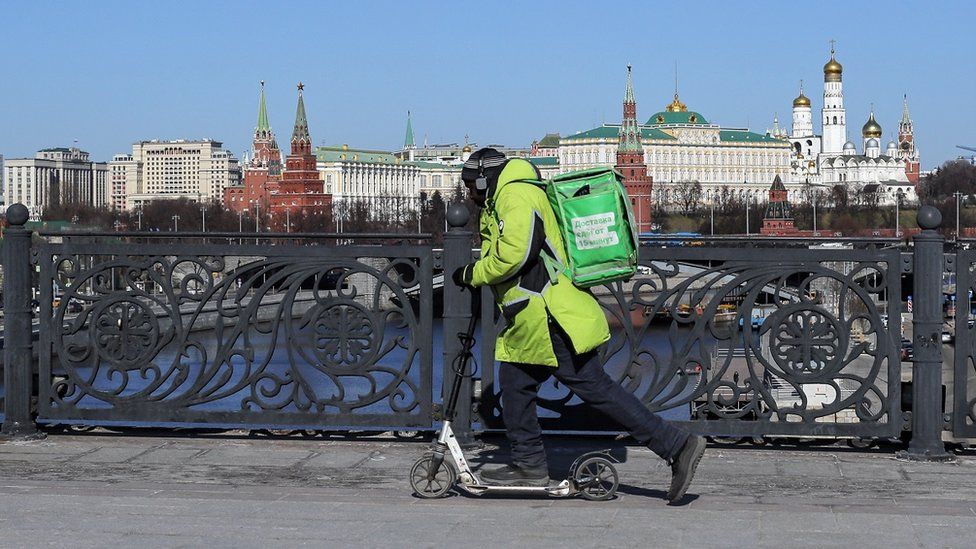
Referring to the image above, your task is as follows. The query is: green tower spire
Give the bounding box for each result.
[618,64,643,153]
[624,64,636,104]
[901,95,911,125]
[404,111,415,148]
[292,82,310,144]
[256,80,271,137]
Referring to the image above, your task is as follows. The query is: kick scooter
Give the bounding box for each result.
[409,297,620,500]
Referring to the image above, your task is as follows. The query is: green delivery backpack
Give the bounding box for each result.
[535,167,639,288]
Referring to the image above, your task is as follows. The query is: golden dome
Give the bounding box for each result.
[793,92,811,107]
[862,111,882,138]
[462,144,472,153]
[665,92,687,113]
[823,54,842,82]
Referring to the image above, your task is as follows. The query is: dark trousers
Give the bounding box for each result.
[499,325,689,469]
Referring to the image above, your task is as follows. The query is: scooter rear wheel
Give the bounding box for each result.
[573,456,619,501]
[410,455,457,499]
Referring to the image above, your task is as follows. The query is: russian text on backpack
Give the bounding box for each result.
[517,167,639,288]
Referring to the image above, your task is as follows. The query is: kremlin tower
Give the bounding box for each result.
[821,43,846,155]
[898,96,920,184]
[760,175,797,235]
[614,65,652,233]
[268,83,332,224]
[790,81,813,139]
[224,81,283,214]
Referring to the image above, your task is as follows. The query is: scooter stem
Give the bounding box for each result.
[441,288,480,423]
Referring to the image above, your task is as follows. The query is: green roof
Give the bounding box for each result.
[719,130,786,143]
[536,133,561,148]
[528,156,558,166]
[407,161,461,170]
[645,111,709,125]
[564,125,676,141]
[316,146,401,164]
[315,148,463,172]
[25,220,72,230]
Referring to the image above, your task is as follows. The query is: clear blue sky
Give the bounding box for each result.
[2,0,973,169]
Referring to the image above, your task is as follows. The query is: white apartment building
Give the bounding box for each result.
[108,153,140,210]
[3,147,108,219]
[108,139,240,210]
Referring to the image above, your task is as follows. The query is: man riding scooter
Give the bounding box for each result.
[453,147,706,502]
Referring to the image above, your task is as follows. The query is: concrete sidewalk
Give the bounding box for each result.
[1,431,975,548]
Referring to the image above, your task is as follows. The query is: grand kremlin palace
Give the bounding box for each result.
[556,92,792,206]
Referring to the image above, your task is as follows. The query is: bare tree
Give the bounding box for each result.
[673,180,703,215]
[919,159,976,202]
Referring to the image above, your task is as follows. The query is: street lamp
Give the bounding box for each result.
[709,193,715,236]
[745,192,751,236]
[136,208,143,231]
[254,203,260,232]
[955,190,963,240]
[895,190,903,237]
[285,209,291,233]
[812,190,818,234]
[337,198,344,234]
[171,214,180,232]
[113,220,122,232]
[200,206,207,233]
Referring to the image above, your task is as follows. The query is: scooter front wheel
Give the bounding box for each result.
[573,456,619,501]
[410,455,457,499]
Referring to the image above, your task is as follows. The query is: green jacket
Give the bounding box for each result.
[465,158,610,367]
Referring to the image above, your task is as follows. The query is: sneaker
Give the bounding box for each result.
[667,435,706,502]
[479,464,550,487]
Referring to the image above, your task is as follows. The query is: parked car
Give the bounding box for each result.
[900,338,914,362]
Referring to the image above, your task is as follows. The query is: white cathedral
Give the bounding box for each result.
[784,45,921,204]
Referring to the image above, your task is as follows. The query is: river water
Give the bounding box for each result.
[20,317,700,430]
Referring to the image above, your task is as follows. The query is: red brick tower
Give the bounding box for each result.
[251,81,282,176]
[761,175,797,235]
[269,83,331,226]
[224,81,282,213]
[898,95,920,185]
[614,65,653,233]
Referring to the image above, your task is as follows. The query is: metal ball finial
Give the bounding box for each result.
[446,203,470,228]
[6,204,29,226]
[916,205,942,230]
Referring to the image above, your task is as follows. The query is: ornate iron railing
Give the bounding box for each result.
[479,244,904,438]
[32,239,434,430]
[953,248,976,437]
[0,203,958,459]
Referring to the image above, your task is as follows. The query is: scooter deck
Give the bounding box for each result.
[459,479,574,498]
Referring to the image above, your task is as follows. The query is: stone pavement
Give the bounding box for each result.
[1,430,975,548]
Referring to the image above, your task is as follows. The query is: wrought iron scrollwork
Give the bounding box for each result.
[953,251,976,436]
[38,245,432,428]
[481,247,901,437]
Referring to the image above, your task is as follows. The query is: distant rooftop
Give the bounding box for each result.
[536,133,561,148]
[528,156,559,166]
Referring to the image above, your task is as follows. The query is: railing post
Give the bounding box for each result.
[902,205,949,460]
[1,204,43,440]
[442,203,475,445]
